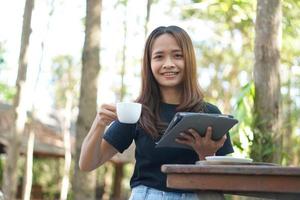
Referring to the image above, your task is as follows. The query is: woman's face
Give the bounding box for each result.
[150,33,185,91]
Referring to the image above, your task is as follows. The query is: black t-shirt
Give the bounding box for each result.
[103,102,234,193]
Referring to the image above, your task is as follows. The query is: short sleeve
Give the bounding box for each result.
[103,120,136,153]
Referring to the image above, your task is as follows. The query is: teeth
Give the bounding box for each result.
[163,72,177,76]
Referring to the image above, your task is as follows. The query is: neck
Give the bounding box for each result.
[160,87,182,105]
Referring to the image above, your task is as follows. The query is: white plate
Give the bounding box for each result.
[205,156,253,163]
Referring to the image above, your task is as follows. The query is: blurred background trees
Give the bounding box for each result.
[0,0,299,199]
[2,0,35,199]
[72,0,102,199]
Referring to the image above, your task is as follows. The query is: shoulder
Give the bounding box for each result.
[203,102,222,114]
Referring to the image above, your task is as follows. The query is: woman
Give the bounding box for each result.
[79,25,234,200]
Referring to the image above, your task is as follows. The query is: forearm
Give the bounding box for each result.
[79,117,106,171]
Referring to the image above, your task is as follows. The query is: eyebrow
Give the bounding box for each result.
[152,49,182,55]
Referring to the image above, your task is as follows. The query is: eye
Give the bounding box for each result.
[174,53,183,59]
[153,54,163,60]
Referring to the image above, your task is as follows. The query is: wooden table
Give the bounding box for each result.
[161,164,300,200]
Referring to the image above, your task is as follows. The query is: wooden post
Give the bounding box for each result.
[111,162,124,200]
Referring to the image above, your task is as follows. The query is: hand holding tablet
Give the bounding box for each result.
[156,112,238,149]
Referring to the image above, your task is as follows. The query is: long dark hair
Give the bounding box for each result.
[136,25,204,138]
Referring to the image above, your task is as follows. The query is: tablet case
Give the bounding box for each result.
[155,112,238,149]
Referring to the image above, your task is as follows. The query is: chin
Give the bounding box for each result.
[160,83,182,88]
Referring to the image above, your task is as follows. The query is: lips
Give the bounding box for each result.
[161,72,179,77]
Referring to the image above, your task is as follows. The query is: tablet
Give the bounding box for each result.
[155,112,238,149]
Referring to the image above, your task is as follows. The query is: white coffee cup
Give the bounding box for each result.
[116,102,142,124]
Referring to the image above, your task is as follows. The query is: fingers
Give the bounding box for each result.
[205,127,213,140]
[97,104,117,126]
[216,134,227,148]
[175,131,195,146]
[175,127,227,151]
[188,129,201,140]
[101,103,116,112]
[178,132,194,141]
[99,106,116,117]
[175,137,191,145]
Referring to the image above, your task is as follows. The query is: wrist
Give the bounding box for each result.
[90,118,107,136]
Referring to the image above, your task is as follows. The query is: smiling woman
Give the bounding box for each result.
[79,25,234,200]
[138,26,205,138]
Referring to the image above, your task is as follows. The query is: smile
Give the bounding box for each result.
[161,72,179,77]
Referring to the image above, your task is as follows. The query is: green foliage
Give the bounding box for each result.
[250,102,277,163]
[179,0,257,158]
[0,156,4,187]
[232,80,278,163]
[0,43,15,103]
[231,82,254,157]
[250,128,275,162]
[180,0,256,112]
[117,0,128,6]
[32,158,60,197]
[31,157,73,199]
[51,55,80,109]
[183,0,255,34]
[0,82,15,103]
[178,0,300,165]
[280,1,300,154]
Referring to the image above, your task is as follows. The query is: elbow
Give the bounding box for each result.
[78,146,95,171]
[79,160,94,172]
[79,156,104,172]
[79,162,89,172]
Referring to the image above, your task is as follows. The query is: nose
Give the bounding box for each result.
[162,57,175,69]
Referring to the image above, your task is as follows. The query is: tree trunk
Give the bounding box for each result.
[60,91,72,200]
[111,4,128,200]
[22,2,55,199]
[22,123,34,200]
[111,163,124,200]
[3,0,34,199]
[252,0,282,163]
[102,164,113,200]
[144,0,152,38]
[72,0,102,199]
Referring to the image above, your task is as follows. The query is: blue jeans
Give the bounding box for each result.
[129,185,199,200]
